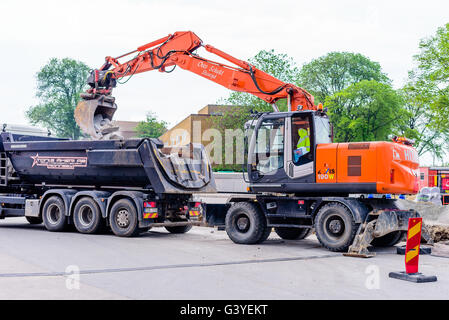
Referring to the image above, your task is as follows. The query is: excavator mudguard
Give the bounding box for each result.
[74,94,120,140]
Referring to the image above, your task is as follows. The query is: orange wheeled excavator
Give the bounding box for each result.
[75,31,429,256]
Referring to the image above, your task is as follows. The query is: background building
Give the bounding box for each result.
[419,166,449,204]
[159,104,238,147]
[112,121,139,139]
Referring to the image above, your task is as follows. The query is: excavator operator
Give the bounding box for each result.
[294,126,311,164]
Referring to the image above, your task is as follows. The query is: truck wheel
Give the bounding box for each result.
[42,196,67,232]
[314,203,358,252]
[225,202,267,244]
[26,216,42,225]
[371,231,404,247]
[275,227,311,240]
[109,199,139,237]
[73,197,103,234]
[165,225,192,234]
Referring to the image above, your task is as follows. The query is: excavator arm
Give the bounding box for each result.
[75,31,316,139]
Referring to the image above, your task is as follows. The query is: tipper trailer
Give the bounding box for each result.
[0,130,215,237]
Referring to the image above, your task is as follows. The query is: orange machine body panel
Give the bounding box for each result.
[316,141,419,194]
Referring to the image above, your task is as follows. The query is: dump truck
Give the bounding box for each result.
[0,129,215,237]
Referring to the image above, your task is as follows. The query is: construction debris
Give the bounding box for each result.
[396,199,449,243]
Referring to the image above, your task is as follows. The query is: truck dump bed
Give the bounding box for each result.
[0,132,216,195]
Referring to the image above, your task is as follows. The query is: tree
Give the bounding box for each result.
[396,85,448,159]
[26,58,90,139]
[324,80,405,142]
[211,50,301,171]
[400,23,449,162]
[217,49,301,131]
[298,52,390,104]
[135,112,168,138]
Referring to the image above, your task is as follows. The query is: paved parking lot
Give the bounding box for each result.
[0,217,447,300]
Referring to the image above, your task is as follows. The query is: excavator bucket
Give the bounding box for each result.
[74,94,120,140]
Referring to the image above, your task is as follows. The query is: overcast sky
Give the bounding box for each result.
[0,0,448,164]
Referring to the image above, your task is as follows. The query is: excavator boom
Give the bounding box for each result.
[75,31,315,138]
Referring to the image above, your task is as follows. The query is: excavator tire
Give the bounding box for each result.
[225,202,267,244]
[257,227,272,243]
[274,227,311,240]
[314,202,359,252]
[165,225,192,234]
[371,231,404,247]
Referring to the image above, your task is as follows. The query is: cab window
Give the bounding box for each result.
[314,116,332,144]
[292,115,313,166]
[255,118,285,174]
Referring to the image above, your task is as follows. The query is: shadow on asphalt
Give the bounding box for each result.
[0,222,413,256]
[0,222,45,231]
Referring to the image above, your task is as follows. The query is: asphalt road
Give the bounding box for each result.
[0,217,447,300]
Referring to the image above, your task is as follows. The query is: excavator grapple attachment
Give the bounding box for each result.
[75,94,121,140]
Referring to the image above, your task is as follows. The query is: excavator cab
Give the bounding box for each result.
[247,110,331,191]
[247,110,419,196]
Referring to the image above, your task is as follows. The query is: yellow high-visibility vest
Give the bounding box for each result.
[297,128,310,152]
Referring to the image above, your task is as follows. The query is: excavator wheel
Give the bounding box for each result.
[225,202,268,244]
[371,231,404,247]
[274,227,311,240]
[165,225,192,234]
[257,227,272,243]
[314,202,359,252]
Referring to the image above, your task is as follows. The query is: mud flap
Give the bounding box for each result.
[344,209,433,258]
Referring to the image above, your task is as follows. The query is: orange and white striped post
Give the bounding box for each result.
[389,217,437,283]
[404,217,422,274]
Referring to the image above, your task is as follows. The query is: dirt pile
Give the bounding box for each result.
[396,199,449,243]
[426,223,449,242]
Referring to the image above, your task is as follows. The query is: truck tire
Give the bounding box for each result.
[275,227,311,240]
[42,196,68,232]
[73,197,103,234]
[371,231,404,247]
[225,202,267,244]
[314,203,358,252]
[109,199,139,237]
[165,225,192,234]
[26,216,42,225]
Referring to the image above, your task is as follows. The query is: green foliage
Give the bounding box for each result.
[213,49,300,171]
[325,80,404,142]
[399,23,449,160]
[217,49,300,128]
[135,112,168,138]
[397,85,447,158]
[26,58,90,139]
[298,52,390,104]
